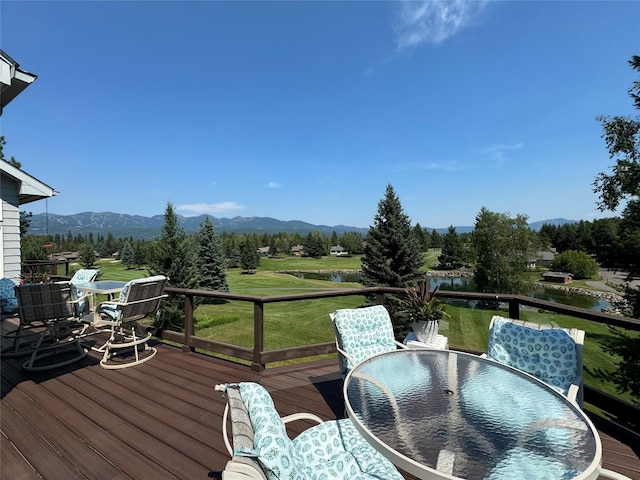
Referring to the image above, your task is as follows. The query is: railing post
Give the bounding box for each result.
[252,301,265,372]
[182,293,195,353]
[509,298,520,319]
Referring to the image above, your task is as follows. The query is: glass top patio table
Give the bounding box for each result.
[344,349,601,480]
[74,280,126,296]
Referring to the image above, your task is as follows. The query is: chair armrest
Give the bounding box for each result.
[281,412,323,426]
[395,340,409,350]
[566,374,583,405]
[598,468,632,480]
[336,344,357,370]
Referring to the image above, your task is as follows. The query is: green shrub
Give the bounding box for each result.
[550,250,599,279]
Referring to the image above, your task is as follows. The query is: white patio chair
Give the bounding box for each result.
[483,316,584,406]
[214,382,404,480]
[330,305,407,377]
[82,275,167,369]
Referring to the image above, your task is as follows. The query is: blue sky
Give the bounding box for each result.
[2,1,638,229]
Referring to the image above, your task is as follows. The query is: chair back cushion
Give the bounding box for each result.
[239,383,305,480]
[70,269,100,284]
[99,276,166,322]
[486,316,578,395]
[333,305,397,372]
[0,278,18,313]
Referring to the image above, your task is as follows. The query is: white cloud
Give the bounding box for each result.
[266,181,281,188]
[176,202,244,216]
[484,142,524,165]
[394,0,488,50]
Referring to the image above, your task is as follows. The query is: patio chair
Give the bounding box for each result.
[330,305,407,377]
[11,282,89,371]
[69,268,100,313]
[214,382,404,480]
[83,275,167,369]
[483,316,584,406]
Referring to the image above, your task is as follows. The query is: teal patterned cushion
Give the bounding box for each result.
[0,278,18,313]
[333,306,398,373]
[485,447,577,480]
[100,275,166,321]
[486,317,577,395]
[293,419,404,480]
[239,383,403,480]
[70,269,100,284]
[239,383,306,480]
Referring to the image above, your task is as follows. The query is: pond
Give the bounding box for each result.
[284,272,611,311]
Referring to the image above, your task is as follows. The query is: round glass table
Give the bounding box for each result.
[344,349,602,480]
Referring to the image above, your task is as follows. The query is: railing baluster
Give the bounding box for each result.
[253,301,265,372]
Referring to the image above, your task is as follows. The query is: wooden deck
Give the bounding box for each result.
[2,323,639,480]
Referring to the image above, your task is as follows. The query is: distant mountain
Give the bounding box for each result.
[26,212,576,239]
[27,212,371,239]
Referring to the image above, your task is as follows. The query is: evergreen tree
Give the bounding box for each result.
[472,207,535,295]
[197,216,229,298]
[303,231,326,258]
[240,237,259,273]
[148,202,199,329]
[360,184,423,288]
[438,226,464,269]
[120,240,134,269]
[79,243,96,269]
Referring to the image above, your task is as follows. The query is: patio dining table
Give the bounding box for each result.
[344,349,606,480]
[74,280,126,309]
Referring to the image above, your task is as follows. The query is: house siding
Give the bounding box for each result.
[1,172,22,281]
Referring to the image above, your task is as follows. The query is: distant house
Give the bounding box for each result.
[257,246,270,257]
[542,271,573,284]
[290,245,304,256]
[330,245,348,256]
[529,250,556,269]
[1,161,57,282]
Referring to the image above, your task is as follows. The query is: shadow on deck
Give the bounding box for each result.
[1,323,639,479]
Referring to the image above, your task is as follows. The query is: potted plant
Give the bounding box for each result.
[399,281,448,344]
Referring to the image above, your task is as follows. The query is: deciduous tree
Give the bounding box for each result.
[472,207,536,295]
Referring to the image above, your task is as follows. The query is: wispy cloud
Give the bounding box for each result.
[484,142,524,165]
[394,0,489,50]
[176,202,244,216]
[393,160,467,172]
[266,181,281,188]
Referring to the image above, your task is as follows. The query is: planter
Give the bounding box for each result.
[412,319,439,344]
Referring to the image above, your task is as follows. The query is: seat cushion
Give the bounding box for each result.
[486,317,577,395]
[333,305,398,371]
[293,419,404,480]
[70,269,100,284]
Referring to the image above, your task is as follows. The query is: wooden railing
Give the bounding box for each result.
[160,286,640,368]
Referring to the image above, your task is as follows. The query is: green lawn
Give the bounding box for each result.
[87,257,638,406]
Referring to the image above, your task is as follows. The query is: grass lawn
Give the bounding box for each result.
[88,258,638,406]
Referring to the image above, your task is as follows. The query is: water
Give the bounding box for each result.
[284,272,611,311]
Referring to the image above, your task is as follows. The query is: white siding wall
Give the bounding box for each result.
[1,173,22,281]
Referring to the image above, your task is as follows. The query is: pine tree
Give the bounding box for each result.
[120,240,134,269]
[197,216,229,299]
[240,237,259,273]
[148,202,199,329]
[438,226,464,269]
[360,184,423,288]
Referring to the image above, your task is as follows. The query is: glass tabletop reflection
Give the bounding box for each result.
[344,349,600,480]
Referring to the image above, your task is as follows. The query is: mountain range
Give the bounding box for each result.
[26,212,575,240]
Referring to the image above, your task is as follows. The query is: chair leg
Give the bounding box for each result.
[100,323,156,369]
[23,321,88,371]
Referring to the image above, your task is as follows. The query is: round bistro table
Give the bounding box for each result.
[344,349,602,480]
